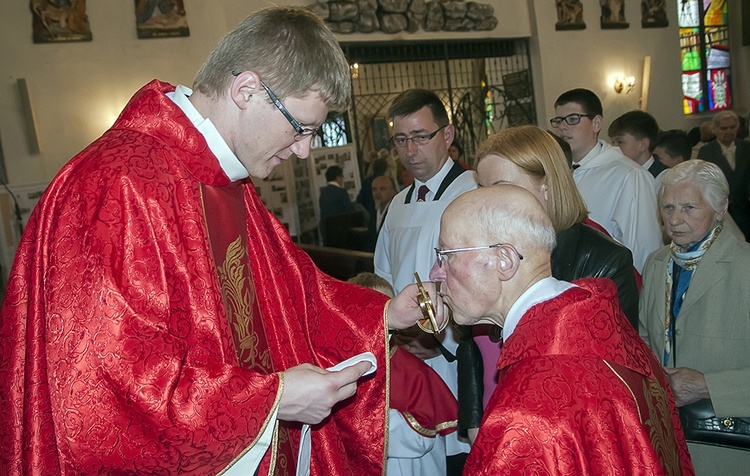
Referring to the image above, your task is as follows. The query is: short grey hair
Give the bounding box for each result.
[712,110,739,128]
[471,195,557,255]
[660,160,729,213]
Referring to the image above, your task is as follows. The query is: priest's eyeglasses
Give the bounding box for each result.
[391,125,447,148]
[549,113,596,128]
[231,71,317,141]
[434,243,523,267]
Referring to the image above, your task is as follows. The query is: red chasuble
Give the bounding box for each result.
[465,278,694,476]
[0,81,389,475]
[389,346,457,438]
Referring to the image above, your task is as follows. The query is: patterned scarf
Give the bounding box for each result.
[662,222,723,366]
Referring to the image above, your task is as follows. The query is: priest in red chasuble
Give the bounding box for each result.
[0,7,448,476]
[429,185,695,475]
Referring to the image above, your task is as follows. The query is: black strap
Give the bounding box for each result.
[435,336,457,362]
[405,160,467,204]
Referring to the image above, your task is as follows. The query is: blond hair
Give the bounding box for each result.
[347,272,395,298]
[475,125,588,232]
[193,6,350,111]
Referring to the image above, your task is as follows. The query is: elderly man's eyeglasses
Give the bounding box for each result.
[231,71,317,141]
[391,125,447,148]
[434,243,523,267]
[549,113,596,128]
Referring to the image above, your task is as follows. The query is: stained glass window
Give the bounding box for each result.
[678,0,732,115]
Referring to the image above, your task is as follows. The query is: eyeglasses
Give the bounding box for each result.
[434,243,523,268]
[390,125,447,148]
[231,71,317,141]
[259,81,319,141]
[549,113,596,128]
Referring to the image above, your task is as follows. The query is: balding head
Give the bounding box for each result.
[430,185,556,327]
[442,185,556,258]
[372,175,397,210]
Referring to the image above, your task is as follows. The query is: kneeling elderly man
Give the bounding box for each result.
[429,185,694,475]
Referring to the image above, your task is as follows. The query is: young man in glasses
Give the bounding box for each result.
[429,184,694,475]
[374,89,477,475]
[0,7,444,475]
[551,88,661,273]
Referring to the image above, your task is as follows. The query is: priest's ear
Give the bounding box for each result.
[229,70,261,109]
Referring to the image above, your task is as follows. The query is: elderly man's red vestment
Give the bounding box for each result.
[0,81,388,475]
[465,278,694,475]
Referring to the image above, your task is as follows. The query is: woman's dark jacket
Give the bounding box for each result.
[457,222,639,437]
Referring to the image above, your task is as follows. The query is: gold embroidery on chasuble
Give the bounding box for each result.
[217,235,273,373]
[642,378,681,475]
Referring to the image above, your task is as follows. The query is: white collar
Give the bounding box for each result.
[574,140,606,168]
[502,276,577,341]
[719,141,737,154]
[167,84,248,182]
[643,155,655,169]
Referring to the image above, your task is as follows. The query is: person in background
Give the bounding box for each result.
[458,125,638,442]
[375,88,477,475]
[551,88,662,272]
[448,141,471,170]
[608,110,669,189]
[639,160,750,475]
[348,272,458,476]
[429,185,693,475]
[0,7,443,475]
[653,129,693,168]
[357,157,389,225]
[690,121,715,160]
[319,164,361,243]
[697,110,750,240]
[365,175,398,252]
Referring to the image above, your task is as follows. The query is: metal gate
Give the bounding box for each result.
[340,38,536,168]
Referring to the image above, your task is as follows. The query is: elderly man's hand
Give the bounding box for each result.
[664,366,710,407]
[387,281,448,331]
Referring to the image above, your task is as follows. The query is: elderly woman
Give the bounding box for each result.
[639,159,750,474]
[457,125,638,441]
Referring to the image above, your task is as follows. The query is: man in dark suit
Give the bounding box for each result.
[365,175,397,251]
[698,110,750,240]
[357,158,389,224]
[319,165,356,243]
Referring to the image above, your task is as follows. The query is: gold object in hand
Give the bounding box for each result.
[414,272,447,334]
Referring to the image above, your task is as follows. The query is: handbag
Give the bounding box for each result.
[678,399,750,451]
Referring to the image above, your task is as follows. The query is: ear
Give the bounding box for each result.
[541,181,549,205]
[444,124,455,148]
[496,245,520,280]
[592,115,603,134]
[639,137,651,154]
[229,70,262,110]
[716,199,729,221]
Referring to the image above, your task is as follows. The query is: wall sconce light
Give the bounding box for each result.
[350,63,360,80]
[614,75,636,94]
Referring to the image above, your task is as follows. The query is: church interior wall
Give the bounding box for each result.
[0,0,746,188]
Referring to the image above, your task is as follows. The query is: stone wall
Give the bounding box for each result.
[310,0,498,34]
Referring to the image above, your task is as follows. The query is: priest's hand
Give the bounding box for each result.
[388,282,447,331]
[664,366,710,407]
[278,361,372,424]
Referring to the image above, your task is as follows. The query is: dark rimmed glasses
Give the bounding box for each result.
[390,125,447,148]
[549,113,596,128]
[434,243,523,268]
[231,71,318,141]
